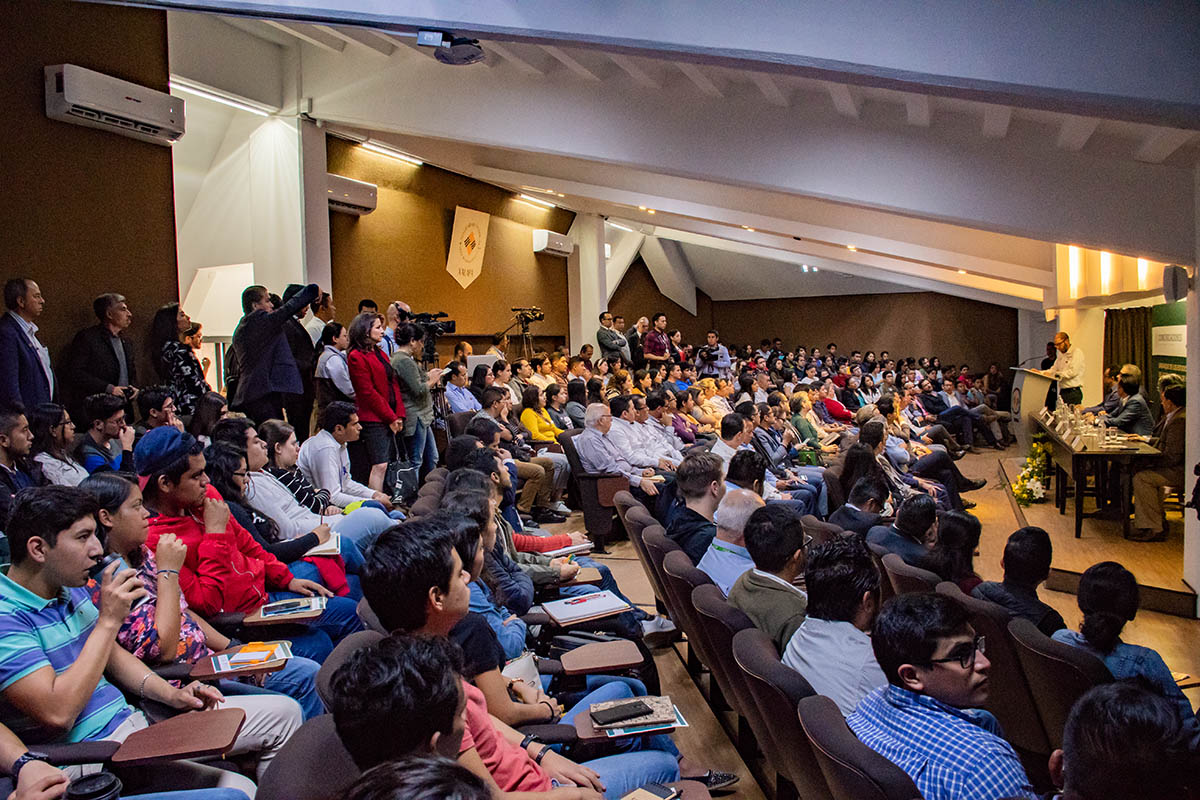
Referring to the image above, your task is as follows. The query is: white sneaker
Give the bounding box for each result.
[549,500,572,515]
[640,616,676,634]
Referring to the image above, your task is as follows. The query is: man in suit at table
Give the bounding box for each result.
[0,278,54,413]
[1101,374,1154,438]
[828,477,888,537]
[61,293,138,424]
[1130,385,1186,542]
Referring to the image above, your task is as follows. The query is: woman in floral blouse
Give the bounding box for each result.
[148,302,211,417]
[79,472,324,719]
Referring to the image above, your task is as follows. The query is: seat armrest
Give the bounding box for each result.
[596,476,628,507]
[522,611,552,626]
[42,741,121,765]
[204,612,247,637]
[151,663,195,682]
[516,723,577,745]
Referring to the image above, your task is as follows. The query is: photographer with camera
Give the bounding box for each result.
[695,329,732,381]
[390,322,443,479]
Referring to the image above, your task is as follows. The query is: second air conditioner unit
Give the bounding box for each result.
[532,229,573,257]
[327,173,377,215]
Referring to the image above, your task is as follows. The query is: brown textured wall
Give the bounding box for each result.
[609,259,1017,370]
[608,259,715,344]
[327,138,575,361]
[0,0,178,383]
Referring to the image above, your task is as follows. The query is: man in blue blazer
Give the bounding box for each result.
[1102,375,1154,438]
[0,279,54,413]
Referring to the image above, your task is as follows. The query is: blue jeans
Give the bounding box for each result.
[405,416,439,480]
[558,680,680,759]
[793,466,829,516]
[266,591,363,663]
[218,654,325,720]
[557,682,681,798]
[330,505,395,548]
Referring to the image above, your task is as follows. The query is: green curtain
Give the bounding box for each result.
[1103,306,1154,401]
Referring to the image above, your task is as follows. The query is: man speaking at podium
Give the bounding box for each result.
[1039,331,1084,408]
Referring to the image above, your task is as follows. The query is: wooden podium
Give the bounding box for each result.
[1010,367,1055,453]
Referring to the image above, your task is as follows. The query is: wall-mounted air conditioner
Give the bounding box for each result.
[532,229,573,257]
[327,173,377,215]
[44,64,185,146]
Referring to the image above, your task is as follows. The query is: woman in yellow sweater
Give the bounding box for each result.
[520,385,564,442]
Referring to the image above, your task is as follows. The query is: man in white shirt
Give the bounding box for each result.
[697,488,764,595]
[298,401,393,510]
[783,536,886,716]
[608,396,677,472]
[1043,330,1085,407]
[645,390,687,456]
[443,361,482,414]
[304,291,336,345]
[573,403,661,499]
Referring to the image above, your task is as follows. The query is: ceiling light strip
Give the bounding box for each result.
[169,78,275,117]
[360,141,423,165]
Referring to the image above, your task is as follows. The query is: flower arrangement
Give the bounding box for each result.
[1011,436,1051,507]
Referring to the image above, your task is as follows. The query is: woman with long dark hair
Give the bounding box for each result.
[204,443,359,599]
[933,510,982,593]
[346,311,405,492]
[187,391,228,446]
[29,402,88,486]
[520,385,563,443]
[1053,561,1200,741]
[839,443,886,507]
[147,302,209,416]
[544,383,570,430]
[80,471,324,720]
[468,364,493,403]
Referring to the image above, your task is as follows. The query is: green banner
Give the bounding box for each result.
[1151,300,1186,397]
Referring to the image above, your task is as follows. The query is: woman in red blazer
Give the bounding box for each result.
[346,312,406,491]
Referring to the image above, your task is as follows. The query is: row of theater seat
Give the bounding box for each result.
[612,490,1117,800]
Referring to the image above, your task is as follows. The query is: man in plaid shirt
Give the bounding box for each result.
[847,593,1037,800]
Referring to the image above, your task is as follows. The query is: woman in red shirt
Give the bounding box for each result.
[346,312,406,492]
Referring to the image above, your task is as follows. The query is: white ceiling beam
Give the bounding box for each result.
[750,73,788,107]
[981,105,1012,139]
[486,41,544,75]
[261,20,346,53]
[540,45,600,81]
[471,165,1054,290]
[676,61,722,97]
[905,94,931,126]
[824,82,861,119]
[316,25,395,57]
[1055,116,1100,151]
[1133,128,1195,163]
[607,52,660,89]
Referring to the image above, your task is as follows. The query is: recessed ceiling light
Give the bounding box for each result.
[646,209,656,214]
[360,141,423,165]
[812,267,819,272]
[846,245,857,251]
[638,205,647,210]
[742,225,755,232]
[517,193,555,209]
[958,269,967,275]
[802,264,809,272]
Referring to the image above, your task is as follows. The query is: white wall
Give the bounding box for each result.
[1017,309,1058,368]
[172,102,306,305]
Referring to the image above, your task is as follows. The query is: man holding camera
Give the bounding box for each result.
[695,330,732,381]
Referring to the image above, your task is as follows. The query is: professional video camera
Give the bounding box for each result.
[409,310,457,337]
[696,345,719,362]
[511,306,545,323]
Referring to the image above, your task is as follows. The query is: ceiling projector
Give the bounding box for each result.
[418,30,485,66]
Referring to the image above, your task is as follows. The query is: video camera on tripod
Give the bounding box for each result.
[512,306,545,324]
[400,309,456,366]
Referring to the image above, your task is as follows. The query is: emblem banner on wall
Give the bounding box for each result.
[446,206,490,289]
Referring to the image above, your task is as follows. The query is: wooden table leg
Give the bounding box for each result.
[1074,456,1084,538]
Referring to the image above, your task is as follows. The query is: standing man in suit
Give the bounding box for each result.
[282,283,318,441]
[1130,386,1186,541]
[596,311,631,363]
[229,283,320,425]
[0,278,54,413]
[61,293,138,424]
[828,477,888,536]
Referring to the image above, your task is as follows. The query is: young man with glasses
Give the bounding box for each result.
[847,593,1036,800]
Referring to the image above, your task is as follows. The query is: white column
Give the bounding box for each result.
[298,119,332,290]
[1185,164,1200,613]
[567,213,606,353]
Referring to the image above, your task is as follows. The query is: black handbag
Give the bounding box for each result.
[384,433,419,506]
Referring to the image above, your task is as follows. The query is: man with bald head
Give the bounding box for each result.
[696,488,765,595]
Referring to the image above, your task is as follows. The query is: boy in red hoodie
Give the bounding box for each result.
[136,426,362,662]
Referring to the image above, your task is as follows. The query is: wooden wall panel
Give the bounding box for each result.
[0,0,178,384]
[327,137,575,362]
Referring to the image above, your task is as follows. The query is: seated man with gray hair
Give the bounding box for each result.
[574,402,663,505]
[696,488,766,595]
